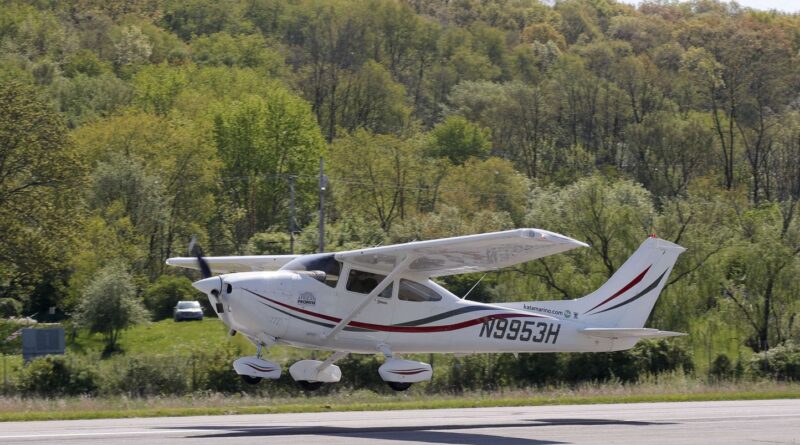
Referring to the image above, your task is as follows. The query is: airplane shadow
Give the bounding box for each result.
[164,418,672,445]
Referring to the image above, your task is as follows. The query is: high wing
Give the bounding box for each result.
[166,255,300,274]
[335,228,588,277]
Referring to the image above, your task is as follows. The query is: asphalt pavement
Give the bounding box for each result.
[0,399,798,444]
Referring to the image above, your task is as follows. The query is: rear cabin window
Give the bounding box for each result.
[398,279,441,302]
[346,269,392,298]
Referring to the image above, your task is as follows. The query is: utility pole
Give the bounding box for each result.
[318,158,328,253]
[288,175,296,254]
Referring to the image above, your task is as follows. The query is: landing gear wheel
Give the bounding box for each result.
[297,380,323,391]
[241,375,262,385]
[387,381,412,391]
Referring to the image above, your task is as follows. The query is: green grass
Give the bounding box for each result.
[1,383,798,422]
[69,318,242,356]
[67,318,306,360]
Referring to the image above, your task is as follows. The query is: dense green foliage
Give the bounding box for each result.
[2,0,800,394]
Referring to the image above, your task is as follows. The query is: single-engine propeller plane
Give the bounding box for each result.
[166,229,685,391]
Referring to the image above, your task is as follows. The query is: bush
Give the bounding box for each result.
[632,339,694,375]
[709,353,735,381]
[143,275,198,320]
[195,347,247,393]
[246,231,292,255]
[104,356,188,396]
[562,340,693,384]
[0,298,22,318]
[16,355,98,396]
[747,341,800,381]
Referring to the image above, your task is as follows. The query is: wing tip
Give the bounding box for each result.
[529,229,589,249]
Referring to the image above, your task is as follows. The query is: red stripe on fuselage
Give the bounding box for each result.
[253,293,546,333]
[586,265,652,314]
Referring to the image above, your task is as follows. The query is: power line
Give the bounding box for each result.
[216,172,527,198]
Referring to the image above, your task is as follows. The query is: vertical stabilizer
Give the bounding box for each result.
[576,237,685,328]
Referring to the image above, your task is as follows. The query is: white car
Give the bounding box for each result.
[173,300,204,322]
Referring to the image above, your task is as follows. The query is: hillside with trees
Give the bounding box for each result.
[1,0,800,385]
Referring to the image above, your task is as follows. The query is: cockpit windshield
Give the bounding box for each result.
[281,253,341,288]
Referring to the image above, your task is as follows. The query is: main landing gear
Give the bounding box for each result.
[233,342,435,392]
[377,345,433,392]
[241,375,263,385]
[288,351,348,391]
[233,340,347,391]
[297,380,324,391]
[386,381,413,392]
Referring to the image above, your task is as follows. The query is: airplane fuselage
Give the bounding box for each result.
[209,271,634,355]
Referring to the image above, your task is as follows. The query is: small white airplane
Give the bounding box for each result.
[167,229,686,391]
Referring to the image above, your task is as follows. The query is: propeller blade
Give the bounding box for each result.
[189,235,212,279]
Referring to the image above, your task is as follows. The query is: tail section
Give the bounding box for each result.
[575,237,685,328]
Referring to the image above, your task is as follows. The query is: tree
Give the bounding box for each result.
[447,81,555,178]
[52,73,132,128]
[722,204,800,352]
[0,81,85,313]
[73,110,217,278]
[114,25,152,68]
[75,263,149,355]
[679,18,795,195]
[519,176,655,302]
[213,89,325,249]
[623,111,714,197]
[439,157,529,225]
[428,115,491,164]
[329,130,425,232]
[337,60,410,135]
[88,153,168,275]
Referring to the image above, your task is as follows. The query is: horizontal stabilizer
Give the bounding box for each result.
[580,328,686,339]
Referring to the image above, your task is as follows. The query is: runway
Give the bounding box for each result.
[1,399,798,444]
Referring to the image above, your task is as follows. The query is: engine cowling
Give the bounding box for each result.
[233,356,281,380]
[378,358,432,383]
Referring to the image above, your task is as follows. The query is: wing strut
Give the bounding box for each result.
[315,350,349,373]
[323,255,414,343]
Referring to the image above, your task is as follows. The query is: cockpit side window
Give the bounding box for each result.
[346,269,392,298]
[322,259,341,288]
[398,279,442,302]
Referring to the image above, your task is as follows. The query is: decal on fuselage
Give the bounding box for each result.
[479,319,560,344]
[297,292,316,306]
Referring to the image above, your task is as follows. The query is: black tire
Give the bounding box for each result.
[241,375,262,385]
[297,380,323,391]
[387,381,412,391]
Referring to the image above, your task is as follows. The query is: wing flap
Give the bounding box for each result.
[166,255,300,274]
[580,328,686,339]
[336,228,588,277]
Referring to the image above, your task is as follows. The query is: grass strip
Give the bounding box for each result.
[2,389,798,422]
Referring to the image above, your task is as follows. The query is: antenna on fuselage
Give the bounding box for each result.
[461,273,487,300]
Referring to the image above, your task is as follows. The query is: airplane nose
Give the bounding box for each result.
[193,276,222,295]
